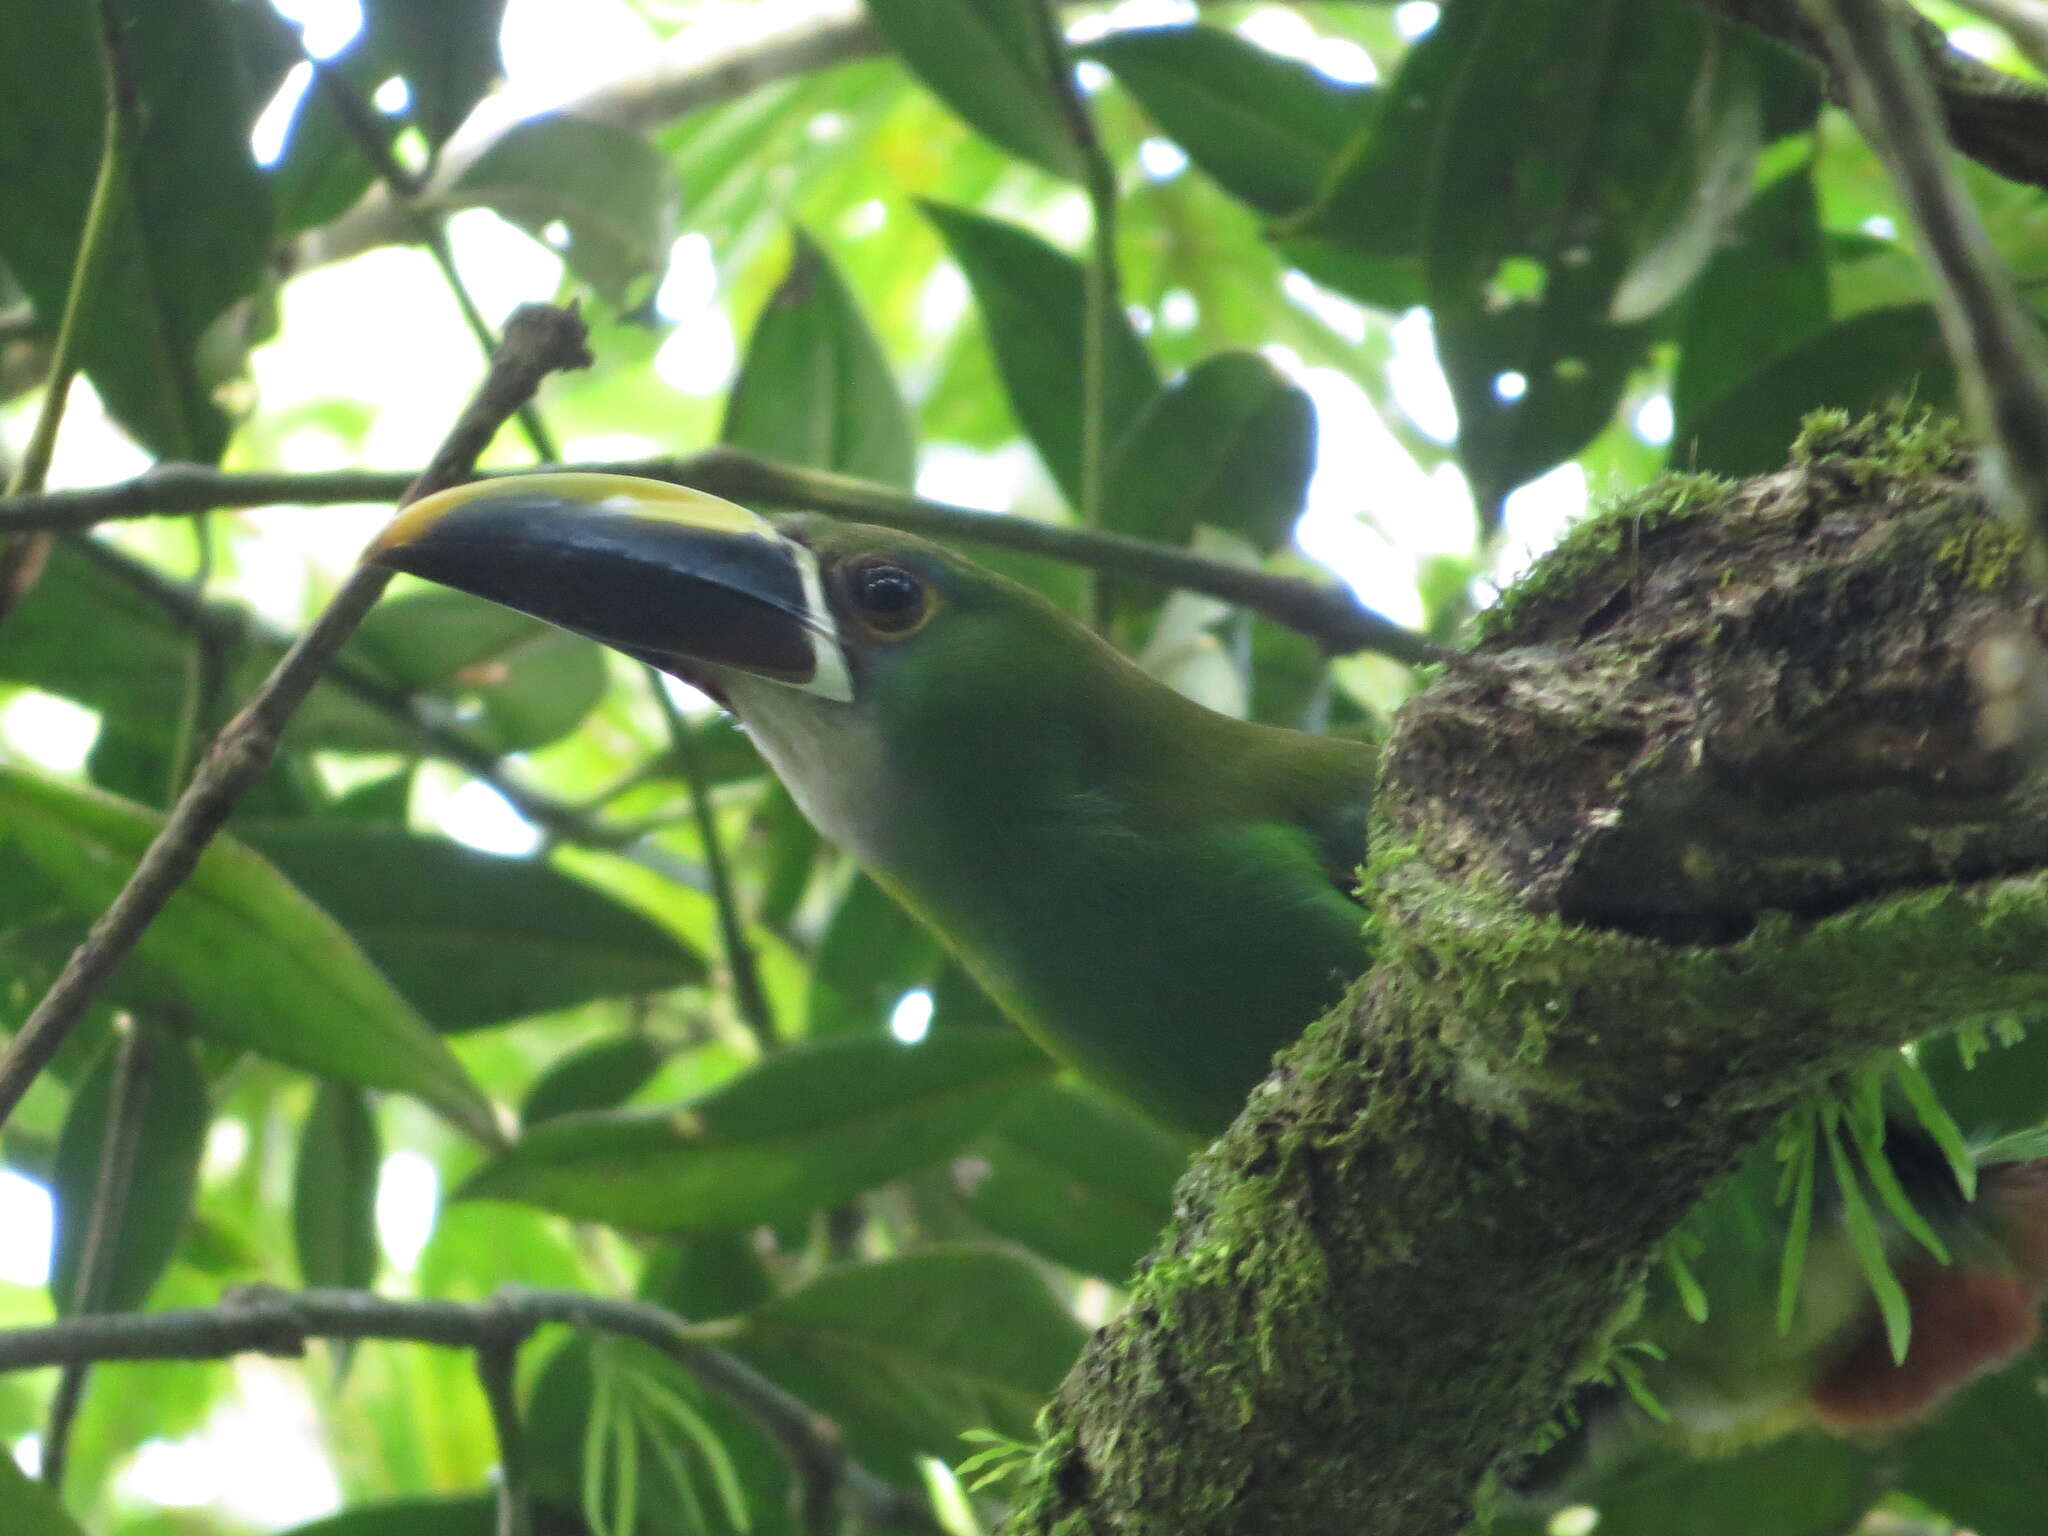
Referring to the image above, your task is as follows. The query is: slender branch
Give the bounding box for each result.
[0,0,133,625]
[0,451,1444,663]
[1690,0,2048,193]
[0,304,593,1137]
[650,672,776,1052]
[42,1021,154,1493]
[0,1284,941,1536]
[476,1335,532,1536]
[1797,0,2048,578]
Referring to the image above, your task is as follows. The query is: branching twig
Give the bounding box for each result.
[0,1285,941,1536]
[1797,0,2048,577]
[0,451,1444,663]
[0,304,593,1136]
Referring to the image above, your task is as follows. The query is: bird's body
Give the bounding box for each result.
[367,471,2048,1466]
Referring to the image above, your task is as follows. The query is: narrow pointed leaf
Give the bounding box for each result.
[0,770,496,1139]
[237,822,703,1031]
[51,1029,208,1315]
[926,202,1160,507]
[293,1082,382,1291]
[461,1031,1050,1229]
[725,229,917,488]
[522,1036,669,1127]
[862,0,1081,178]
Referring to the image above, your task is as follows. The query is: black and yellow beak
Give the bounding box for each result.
[362,473,853,703]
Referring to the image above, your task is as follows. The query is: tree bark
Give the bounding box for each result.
[1004,413,2048,1535]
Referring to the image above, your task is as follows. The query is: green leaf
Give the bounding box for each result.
[51,1029,208,1315]
[1085,25,1366,215]
[460,1030,1051,1229]
[926,201,1161,507]
[293,1082,382,1291]
[724,228,917,488]
[640,1229,773,1320]
[0,0,271,461]
[862,0,1081,179]
[0,1450,89,1536]
[348,589,608,754]
[1425,0,1716,507]
[965,1080,1186,1279]
[1670,165,1830,443]
[522,1036,669,1127]
[1896,1344,2048,1535]
[367,0,509,149]
[1104,351,1315,551]
[735,1246,1088,1478]
[807,875,939,1036]
[447,113,681,307]
[1677,304,1953,477]
[271,1496,497,1536]
[1825,1118,1911,1364]
[0,769,496,1140]
[236,821,703,1031]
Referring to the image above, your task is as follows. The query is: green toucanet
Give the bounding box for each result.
[365,472,2047,1460]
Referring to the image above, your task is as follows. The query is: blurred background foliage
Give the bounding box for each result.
[0,0,2045,1532]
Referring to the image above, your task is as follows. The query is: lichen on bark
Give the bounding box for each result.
[1004,412,2048,1536]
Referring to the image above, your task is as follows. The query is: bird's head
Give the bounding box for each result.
[363,472,1158,864]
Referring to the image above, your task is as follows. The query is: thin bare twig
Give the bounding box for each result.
[0,450,1444,663]
[0,1284,941,1536]
[1797,0,2048,577]
[475,1335,533,1536]
[0,304,593,1136]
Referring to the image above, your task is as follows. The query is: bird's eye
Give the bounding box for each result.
[843,559,930,635]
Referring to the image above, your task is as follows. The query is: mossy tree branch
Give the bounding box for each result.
[1004,420,2048,1535]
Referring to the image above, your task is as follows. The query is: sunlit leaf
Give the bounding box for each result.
[0,769,496,1139]
[461,1031,1051,1228]
[237,821,703,1032]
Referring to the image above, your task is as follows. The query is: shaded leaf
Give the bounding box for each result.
[926,201,1160,506]
[0,770,495,1139]
[724,228,917,488]
[640,1229,773,1320]
[1104,351,1314,551]
[237,821,703,1031]
[447,113,680,306]
[1671,165,1830,444]
[369,0,509,149]
[293,1081,381,1290]
[807,875,939,1037]
[1677,305,1952,477]
[1085,25,1365,215]
[964,1080,1186,1279]
[461,1031,1051,1229]
[862,0,1080,179]
[0,0,271,461]
[271,1497,499,1536]
[1896,1344,2048,1534]
[523,1036,669,1127]
[735,1246,1088,1478]
[52,1029,208,1315]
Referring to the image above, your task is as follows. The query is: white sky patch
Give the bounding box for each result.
[1127,304,1155,336]
[1045,190,1093,245]
[1235,8,1376,83]
[1075,58,1111,94]
[251,61,314,166]
[14,1436,40,1479]
[656,233,719,321]
[808,110,848,142]
[10,376,152,492]
[658,671,723,717]
[0,691,99,777]
[0,1171,53,1286]
[434,776,544,857]
[915,443,1033,512]
[1395,2,1442,40]
[1281,270,1368,345]
[890,988,935,1044]
[273,0,364,60]
[842,198,888,239]
[1493,461,1589,589]
[445,207,565,321]
[917,263,971,339]
[1159,288,1199,333]
[497,0,662,117]
[1494,371,1528,403]
[653,308,739,395]
[1139,137,1189,182]
[1388,308,1459,442]
[204,1118,250,1180]
[372,75,411,115]
[1862,214,1898,240]
[1634,393,1675,446]
[115,1360,342,1527]
[1947,25,2004,61]
[375,1149,441,1272]
[1093,0,1198,36]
